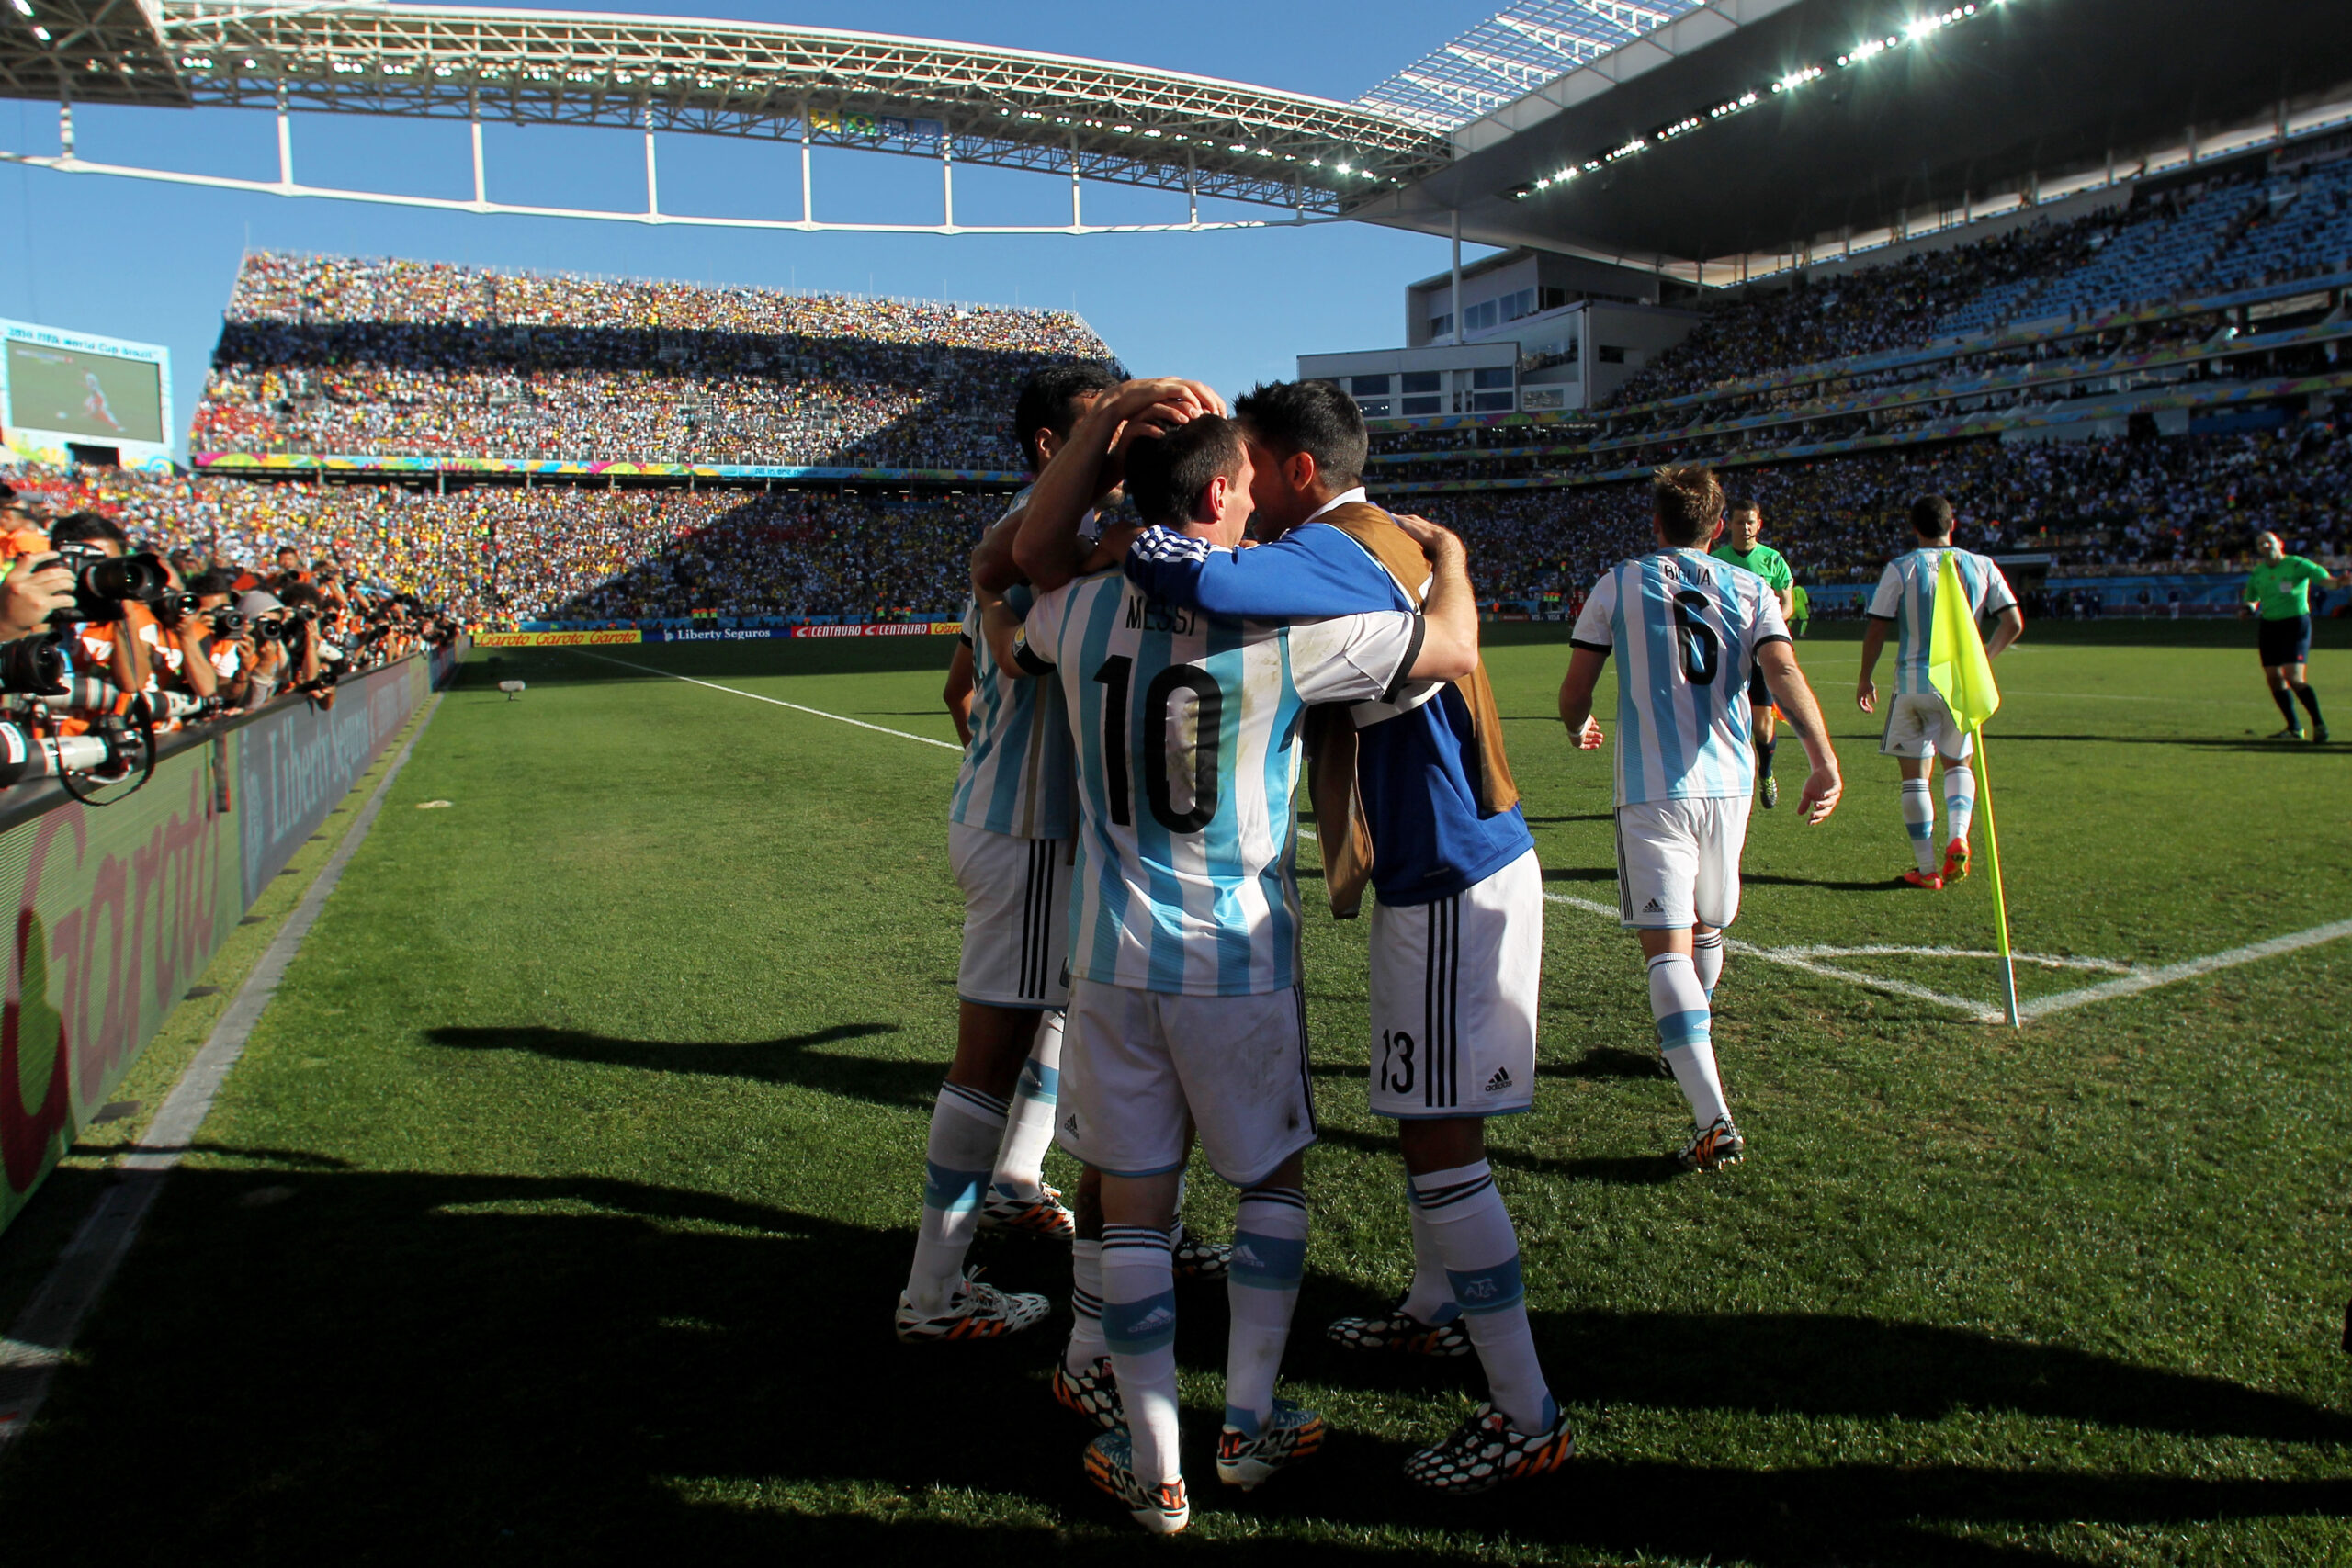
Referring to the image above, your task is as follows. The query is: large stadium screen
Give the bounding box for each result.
[5,337,165,445]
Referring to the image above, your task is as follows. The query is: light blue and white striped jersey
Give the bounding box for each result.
[1013,570,1420,997]
[947,491,1080,840]
[1571,548,1792,807]
[1867,547,2018,696]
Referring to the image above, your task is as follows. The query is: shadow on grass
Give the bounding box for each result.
[1313,1123,1681,1188]
[3,1166,2346,1563]
[424,1021,929,1108]
[15,1165,2352,1562]
[1741,872,1914,892]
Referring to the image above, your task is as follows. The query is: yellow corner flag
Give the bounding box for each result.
[1928,552,2018,1026]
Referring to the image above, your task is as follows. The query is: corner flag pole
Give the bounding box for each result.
[1928,551,2018,1028]
[1970,726,2020,1028]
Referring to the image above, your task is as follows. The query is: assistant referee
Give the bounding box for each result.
[2242,530,2344,743]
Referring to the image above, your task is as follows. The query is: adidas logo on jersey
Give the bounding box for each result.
[1062,1114,1080,1136]
[1642,898,1663,913]
[1485,1066,1512,1093]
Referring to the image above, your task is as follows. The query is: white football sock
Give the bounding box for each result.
[1102,1224,1182,1485]
[1900,778,1938,874]
[904,1081,1008,1314]
[1397,1175,1460,1325]
[990,1010,1063,1198]
[1942,764,1976,851]
[1691,929,1725,999]
[1066,1237,1106,1375]
[1649,953,1729,1129]
[1225,1185,1307,1438]
[1411,1161,1555,1435]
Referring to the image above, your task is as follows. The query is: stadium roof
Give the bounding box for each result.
[1354,0,1707,131]
[0,0,1451,212]
[1351,0,2352,273]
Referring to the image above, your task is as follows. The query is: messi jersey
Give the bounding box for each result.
[1867,548,2018,695]
[1571,548,1791,807]
[1124,519,1534,906]
[1013,568,1420,996]
[948,491,1079,840]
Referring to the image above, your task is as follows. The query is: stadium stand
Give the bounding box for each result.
[195,254,1119,468]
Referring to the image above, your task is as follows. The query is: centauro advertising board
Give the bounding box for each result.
[0,656,432,1237]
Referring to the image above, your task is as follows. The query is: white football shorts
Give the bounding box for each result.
[1057,977,1317,1186]
[1614,796,1752,931]
[949,820,1071,1009]
[1368,848,1543,1119]
[1879,690,1974,761]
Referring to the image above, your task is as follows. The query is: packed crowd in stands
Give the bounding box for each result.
[194,254,1119,468]
[1608,149,2352,406]
[9,464,1012,626]
[1412,412,2352,603]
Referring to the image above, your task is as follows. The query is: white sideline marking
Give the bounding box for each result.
[600,653,2346,1025]
[578,651,962,750]
[2017,919,2352,1022]
[0,695,443,1457]
[1767,944,2132,973]
[1541,891,2001,1018]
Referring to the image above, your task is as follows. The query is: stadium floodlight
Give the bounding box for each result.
[7,1,29,17]
[1515,0,2007,208]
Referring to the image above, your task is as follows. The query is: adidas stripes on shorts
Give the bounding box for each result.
[949,820,1071,1009]
[1878,690,1974,761]
[1613,795,1751,931]
[1057,977,1317,1187]
[1367,848,1543,1120]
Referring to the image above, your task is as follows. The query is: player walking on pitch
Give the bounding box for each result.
[2241,530,2341,742]
[1558,466,1842,1171]
[893,366,1116,1344]
[1855,496,2024,890]
[1121,378,1578,1493]
[1711,497,1796,810]
[993,382,1480,1532]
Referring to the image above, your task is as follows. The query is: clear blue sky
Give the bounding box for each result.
[0,0,1508,456]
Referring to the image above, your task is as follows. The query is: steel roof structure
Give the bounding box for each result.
[0,0,1449,219]
[1355,0,1705,130]
[1356,0,2352,276]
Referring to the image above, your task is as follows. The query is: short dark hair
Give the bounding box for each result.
[189,570,235,596]
[1124,415,1247,527]
[1910,495,1955,538]
[1012,363,1121,473]
[1727,496,1759,518]
[51,511,124,547]
[1232,379,1367,491]
[1651,466,1724,547]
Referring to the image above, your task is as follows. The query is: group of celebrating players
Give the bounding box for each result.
[888,366,2034,1534]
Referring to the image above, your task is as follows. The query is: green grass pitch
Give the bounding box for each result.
[1,620,2347,1564]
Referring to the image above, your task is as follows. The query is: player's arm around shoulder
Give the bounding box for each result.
[980,579,1058,681]
[1388,513,1478,682]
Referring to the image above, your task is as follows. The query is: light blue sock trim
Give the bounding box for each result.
[922,1160,989,1213]
[1016,1059,1060,1101]
[1223,1404,1261,1439]
[1444,1254,1526,1316]
[1102,1289,1178,1355]
[1229,1229,1306,1291]
[1656,1009,1712,1049]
